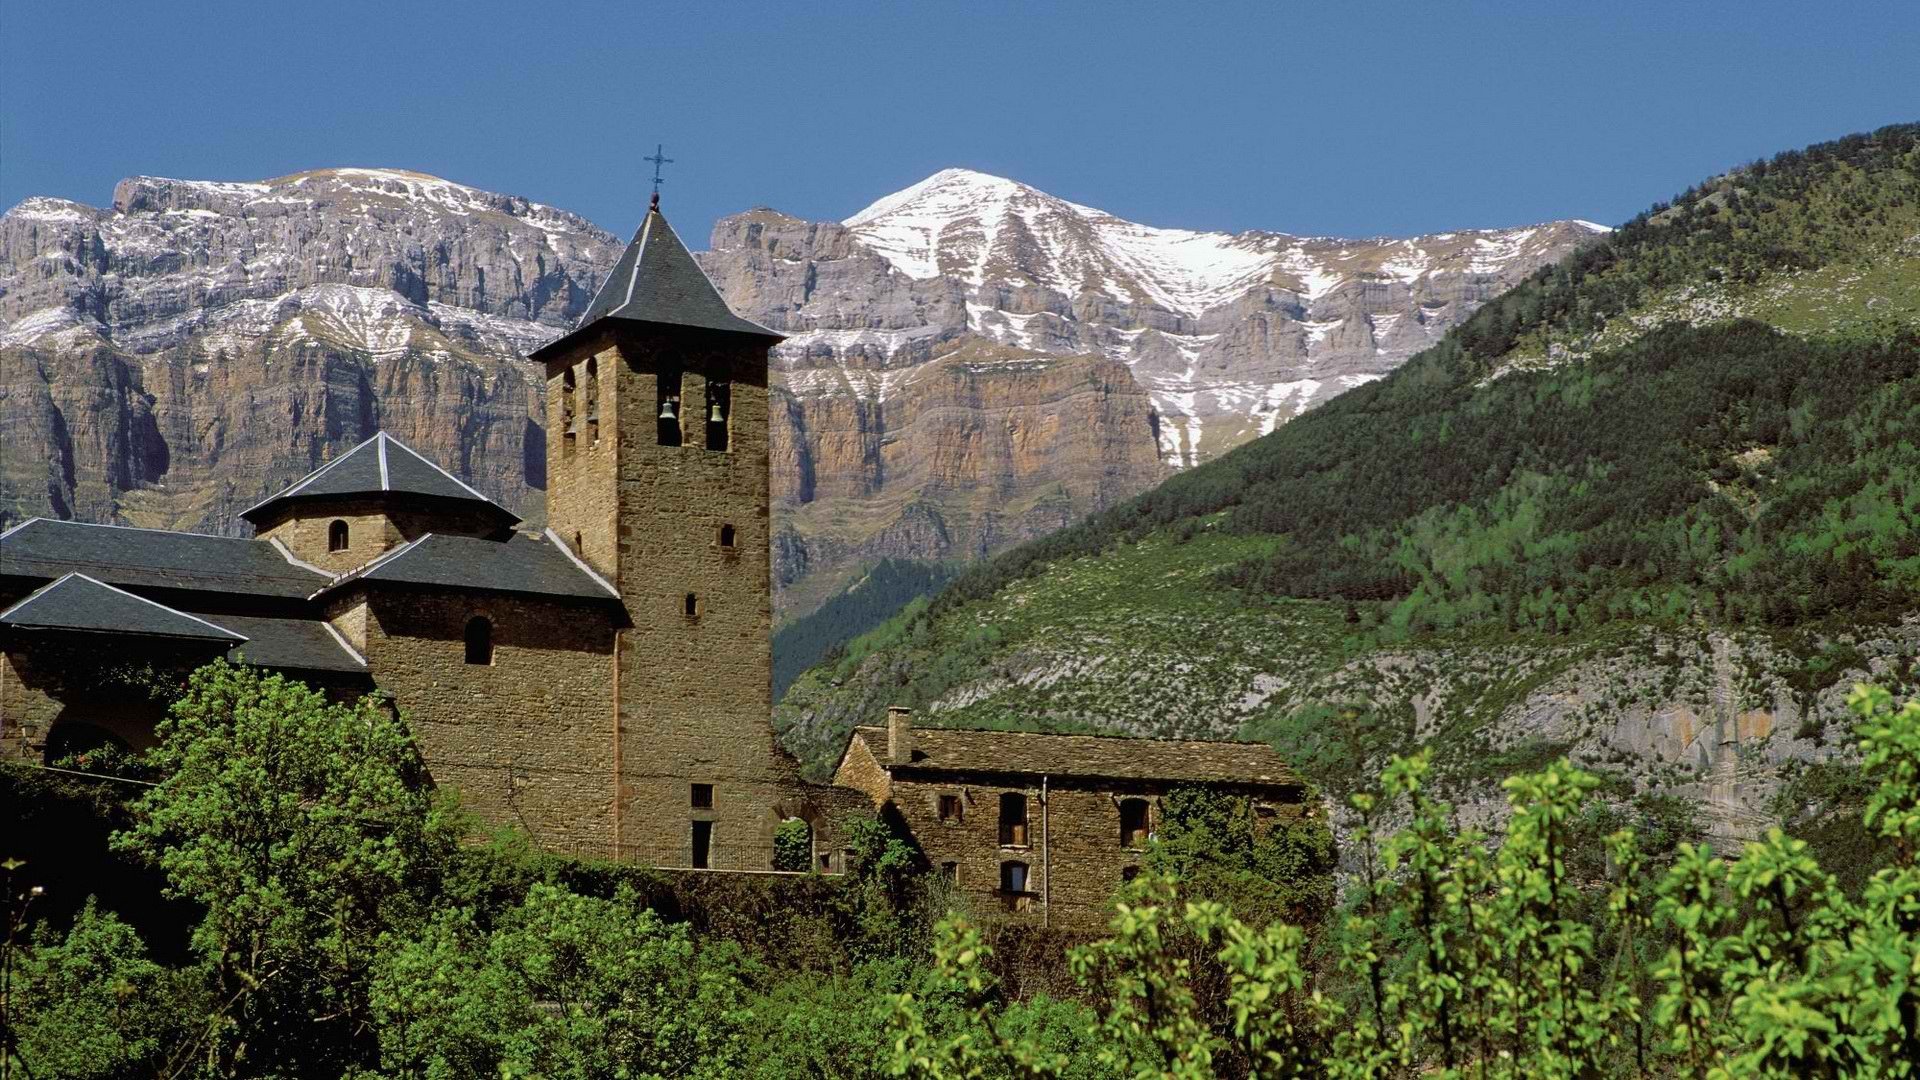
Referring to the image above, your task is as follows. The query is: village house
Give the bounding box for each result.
[1,187,1309,922]
[834,707,1309,926]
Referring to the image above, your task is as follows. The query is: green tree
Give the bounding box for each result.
[372,883,753,1079]
[114,662,463,1077]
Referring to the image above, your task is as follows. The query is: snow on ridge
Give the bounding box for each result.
[5,197,96,224]
[1573,219,1614,233]
[0,307,106,349]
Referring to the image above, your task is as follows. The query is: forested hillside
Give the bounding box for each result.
[777,124,1920,846]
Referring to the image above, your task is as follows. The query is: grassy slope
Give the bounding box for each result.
[777,125,1920,836]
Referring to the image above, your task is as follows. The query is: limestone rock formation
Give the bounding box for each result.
[0,167,1600,616]
[0,170,616,533]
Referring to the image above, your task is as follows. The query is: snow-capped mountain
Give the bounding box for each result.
[0,165,1602,620]
[727,168,1606,467]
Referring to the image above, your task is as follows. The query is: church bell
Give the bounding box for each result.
[659,397,677,421]
[709,400,724,423]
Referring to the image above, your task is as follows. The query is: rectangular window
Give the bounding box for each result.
[999,792,1028,847]
[938,793,962,824]
[940,861,958,882]
[1120,798,1150,848]
[691,820,713,869]
[1000,860,1029,894]
[691,783,713,809]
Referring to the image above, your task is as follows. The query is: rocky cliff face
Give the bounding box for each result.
[0,167,1599,616]
[0,170,616,533]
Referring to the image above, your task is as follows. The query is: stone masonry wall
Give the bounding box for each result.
[256,499,511,574]
[357,587,619,857]
[543,323,823,870]
[890,773,1160,928]
[836,730,1307,928]
[0,648,62,761]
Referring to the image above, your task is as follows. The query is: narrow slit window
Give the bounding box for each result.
[684,593,699,618]
[584,356,601,444]
[562,367,578,455]
[999,792,1028,847]
[657,367,683,447]
[691,820,712,869]
[705,379,730,451]
[464,616,493,666]
[327,519,349,552]
[1120,798,1150,848]
[719,524,736,549]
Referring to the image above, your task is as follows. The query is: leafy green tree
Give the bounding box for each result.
[114,661,463,1077]
[7,900,206,1079]
[773,817,814,873]
[1141,788,1337,928]
[372,883,753,1079]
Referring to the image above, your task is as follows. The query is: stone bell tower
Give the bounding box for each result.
[530,194,807,870]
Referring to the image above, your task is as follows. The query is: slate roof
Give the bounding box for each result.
[318,529,618,603]
[529,203,780,361]
[853,725,1298,787]
[241,432,520,527]
[0,573,245,642]
[212,614,367,673]
[0,518,330,599]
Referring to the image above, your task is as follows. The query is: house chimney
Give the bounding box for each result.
[887,706,914,765]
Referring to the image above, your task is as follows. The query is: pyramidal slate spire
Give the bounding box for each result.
[531,200,778,361]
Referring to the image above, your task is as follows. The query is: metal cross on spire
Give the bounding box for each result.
[644,143,674,208]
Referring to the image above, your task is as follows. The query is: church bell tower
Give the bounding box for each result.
[530,193,800,870]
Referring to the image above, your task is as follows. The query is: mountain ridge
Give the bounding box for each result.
[0,164,1602,618]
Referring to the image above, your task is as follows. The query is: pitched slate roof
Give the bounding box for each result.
[852,725,1298,787]
[318,529,618,603]
[241,432,520,526]
[212,614,367,673]
[529,203,779,361]
[0,573,246,643]
[0,518,330,599]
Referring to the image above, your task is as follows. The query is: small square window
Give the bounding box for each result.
[940,861,958,882]
[938,793,963,824]
[691,783,713,809]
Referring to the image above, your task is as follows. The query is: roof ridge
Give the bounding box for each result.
[659,210,781,337]
[542,527,620,598]
[380,433,499,506]
[243,432,384,515]
[266,535,333,578]
[858,723,1277,750]
[3,517,264,541]
[376,432,391,489]
[1,572,248,641]
[618,215,652,310]
[319,620,367,668]
[309,532,431,598]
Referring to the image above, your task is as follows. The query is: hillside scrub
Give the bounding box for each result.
[6,665,1920,1077]
[906,125,1920,645]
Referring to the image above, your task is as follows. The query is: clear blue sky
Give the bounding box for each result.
[3,1,1914,244]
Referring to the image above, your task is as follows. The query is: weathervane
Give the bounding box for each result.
[645,143,674,208]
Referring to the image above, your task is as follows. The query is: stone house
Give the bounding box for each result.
[834,707,1309,927]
